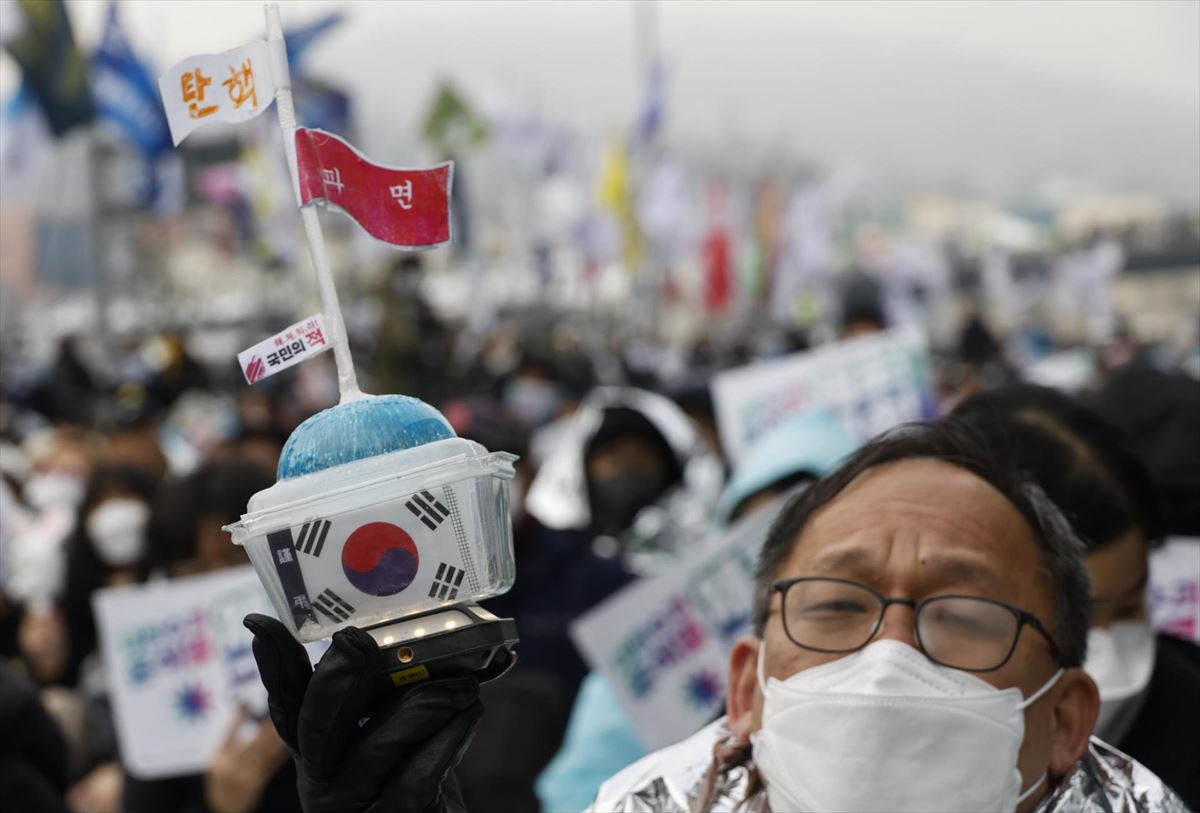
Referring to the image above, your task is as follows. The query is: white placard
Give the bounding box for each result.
[1150,537,1200,644]
[93,567,273,778]
[570,504,778,749]
[158,39,278,145]
[712,325,936,463]
[237,313,332,385]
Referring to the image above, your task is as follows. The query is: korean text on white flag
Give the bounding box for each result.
[238,314,332,385]
[158,39,277,145]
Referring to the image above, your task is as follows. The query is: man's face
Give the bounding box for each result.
[585,435,672,535]
[1085,528,1148,629]
[735,458,1084,803]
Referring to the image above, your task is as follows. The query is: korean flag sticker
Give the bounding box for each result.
[275,483,480,636]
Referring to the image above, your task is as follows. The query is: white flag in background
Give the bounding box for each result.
[158,39,277,145]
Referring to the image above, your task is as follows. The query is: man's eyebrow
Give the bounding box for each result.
[809,546,873,575]
[922,557,1003,590]
[810,546,1003,590]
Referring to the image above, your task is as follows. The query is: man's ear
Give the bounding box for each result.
[1048,669,1100,777]
[726,635,762,742]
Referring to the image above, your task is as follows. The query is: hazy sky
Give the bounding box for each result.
[3,0,1198,202]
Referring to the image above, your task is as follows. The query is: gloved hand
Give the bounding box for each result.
[244,613,483,813]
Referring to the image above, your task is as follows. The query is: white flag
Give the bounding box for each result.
[158,40,277,146]
[237,314,331,385]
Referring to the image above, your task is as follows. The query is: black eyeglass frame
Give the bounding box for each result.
[770,576,1064,672]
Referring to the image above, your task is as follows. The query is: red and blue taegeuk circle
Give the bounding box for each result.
[341,522,420,597]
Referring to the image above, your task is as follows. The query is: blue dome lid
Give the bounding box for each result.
[277,394,456,480]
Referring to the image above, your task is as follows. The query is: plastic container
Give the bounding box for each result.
[226,437,517,643]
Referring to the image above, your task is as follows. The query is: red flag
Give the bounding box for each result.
[703,183,733,314]
[295,127,452,249]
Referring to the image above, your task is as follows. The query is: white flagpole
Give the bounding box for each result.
[264,3,364,403]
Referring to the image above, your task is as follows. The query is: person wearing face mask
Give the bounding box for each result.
[537,410,859,813]
[59,466,159,682]
[54,466,159,813]
[454,388,719,813]
[501,358,566,431]
[122,456,300,813]
[582,406,683,539]
[5,431,97,609]
[954,385,1200,809]
[591,420,1187,813]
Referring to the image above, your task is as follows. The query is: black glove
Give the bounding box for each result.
[244,613,483,813]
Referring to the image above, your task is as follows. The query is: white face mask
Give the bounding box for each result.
[86,498,150,567]
[751,639,1062,813]
[1085,621,1156,744]
[25,472,86,511]
[503,378,562,427]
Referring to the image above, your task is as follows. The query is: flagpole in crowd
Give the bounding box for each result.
[263,3,364,403]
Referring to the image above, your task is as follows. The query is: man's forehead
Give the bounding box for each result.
[794,458,1035,568]
[822,458,1018,521]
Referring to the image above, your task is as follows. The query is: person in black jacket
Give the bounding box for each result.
[0,664,70,813]
[954,385,1200,809]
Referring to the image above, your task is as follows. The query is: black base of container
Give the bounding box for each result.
[367,603,519,686]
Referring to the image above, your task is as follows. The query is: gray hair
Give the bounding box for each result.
[752,420,1092,667]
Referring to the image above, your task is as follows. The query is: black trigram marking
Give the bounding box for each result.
[406,490,450,531]
[428,562,466,601]
[296,519,332,557]
[313,589,355,623]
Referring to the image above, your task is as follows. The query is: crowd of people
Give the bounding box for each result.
[1,292,1197,812]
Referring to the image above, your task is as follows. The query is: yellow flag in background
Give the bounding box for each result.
[596,141,644,275]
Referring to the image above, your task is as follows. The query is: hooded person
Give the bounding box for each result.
[454,388,721,813]
[954,385,1199,809]
[538,410,859,813]
[525,386,724,570]
[590,420,1187,813]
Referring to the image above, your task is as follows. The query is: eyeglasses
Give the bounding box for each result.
[771,577,1063,672]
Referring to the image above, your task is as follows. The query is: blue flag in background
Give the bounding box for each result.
[632,59,664,150]
[91,2,170,160]
[284,11,345,70]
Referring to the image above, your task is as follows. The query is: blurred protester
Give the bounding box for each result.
[538,410,858,813]
[838,269,887,339]
[525,350,600,472]
[458,388,719,813]
[102,384,170,479]
[954,385,1199,808]
[592,421,1184,812]
[667,381,725,471]
[501,354,567,431]
[374,255,451,406]
[940,302,1019,407]
[123,456,299,813]
[526,387,723,568]
[0,664,70,813]
[224,427,285,477]
[28,336,99,428]
[147,458,274,578]
[712,411,856,526]
[143,333,211,413]
[60,466,158,683]
[1090,357,1200,536]
[450,397,583,813]
[5,430,101,654]
[958,303,1002,369]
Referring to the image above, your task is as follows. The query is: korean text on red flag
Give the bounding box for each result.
[237,314,331,385]
[295,127,452,249]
